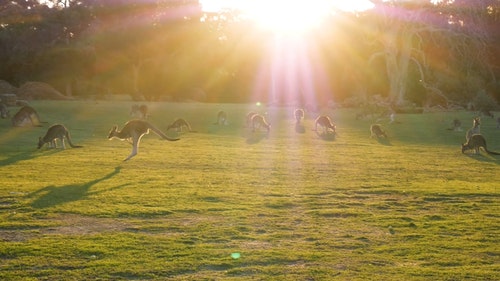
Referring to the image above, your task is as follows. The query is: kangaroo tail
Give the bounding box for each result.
[65,131,83,148]
[485,148,500,155]
[149,123,180,141]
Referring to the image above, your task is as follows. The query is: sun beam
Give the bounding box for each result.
[200,0,374,34]
[199,0,374,106]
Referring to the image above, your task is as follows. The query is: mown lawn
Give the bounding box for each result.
[0,100,498,280]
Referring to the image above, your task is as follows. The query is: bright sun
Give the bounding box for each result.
[199,0,376,106]
[200,0,374,33]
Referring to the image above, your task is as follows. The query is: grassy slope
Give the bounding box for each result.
[0,101,498,280]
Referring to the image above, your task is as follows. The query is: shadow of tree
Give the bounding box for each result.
[27,166,126,209]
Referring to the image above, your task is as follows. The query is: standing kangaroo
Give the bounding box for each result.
[447,119,462,132]
[108,120,179,161]
[465,117,480,141]
[130,104,149,119]
[38,124,82,149]
[214,111,228,125]
[294,108,304,125]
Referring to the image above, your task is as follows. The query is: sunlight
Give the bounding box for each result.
[200,0,374,34]
[199,1,374,106]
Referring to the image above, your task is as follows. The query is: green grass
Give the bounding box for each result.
[0,101,499,280]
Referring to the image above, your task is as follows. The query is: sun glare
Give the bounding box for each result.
[199,0,375,106]
[200,0,374,33]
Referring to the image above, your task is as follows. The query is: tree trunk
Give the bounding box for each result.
[382,27,413,105]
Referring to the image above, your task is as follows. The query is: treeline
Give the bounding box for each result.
[0,0,499,107]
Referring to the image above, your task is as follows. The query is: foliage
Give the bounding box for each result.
[473,89,500,114]
[0,101,498,280]
[0,1,498,104]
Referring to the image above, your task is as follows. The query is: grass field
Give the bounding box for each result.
[0,100,499,280]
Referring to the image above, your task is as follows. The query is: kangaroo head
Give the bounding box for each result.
[473,117,480,127]
[108,125,118,139]
[461,143,466,153]
[37,137,44,149]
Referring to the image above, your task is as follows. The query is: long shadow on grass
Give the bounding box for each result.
[294,123,306,134]
[0,149,60,166]
[375,137,392,146]
[246,132,268,144]
[27,166,127,209]
[463,153,500,165]
[316,131,336,142]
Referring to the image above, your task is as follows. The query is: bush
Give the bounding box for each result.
[473,90,499,115]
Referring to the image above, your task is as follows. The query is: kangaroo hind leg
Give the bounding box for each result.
[124,134,142,161]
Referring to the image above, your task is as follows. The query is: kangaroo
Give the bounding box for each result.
[11,105,43,127]
[108,119,179,161]
[167,118,196,132]
[0,103,9,119]
[294,108,304,124]
[246,111,257,127]
[465,117,480,141]
[251,113,270,133]
[38,124,82,149]
[447,118,462,131]
[462,134,500,155]
[130,104,149,119]
[213,110,228,125]
[370,124,387,138]
[314,115,336,134]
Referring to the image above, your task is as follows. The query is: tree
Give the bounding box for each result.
[364,0,499,107]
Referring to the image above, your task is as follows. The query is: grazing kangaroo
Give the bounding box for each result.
[370,124,387,138]
[214,110,228,125]
[38,124,82,149]
[0,103,9,119]
[108,120,179,161]
[462,134,500,155]
[130,104,149,119]
[251,114,270,133]
[314,115,336,134]
[465,117,480,141]
[294,108,304,124]
[167,118,196,132]
[11,106,43,127]
[246,111,257,127]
